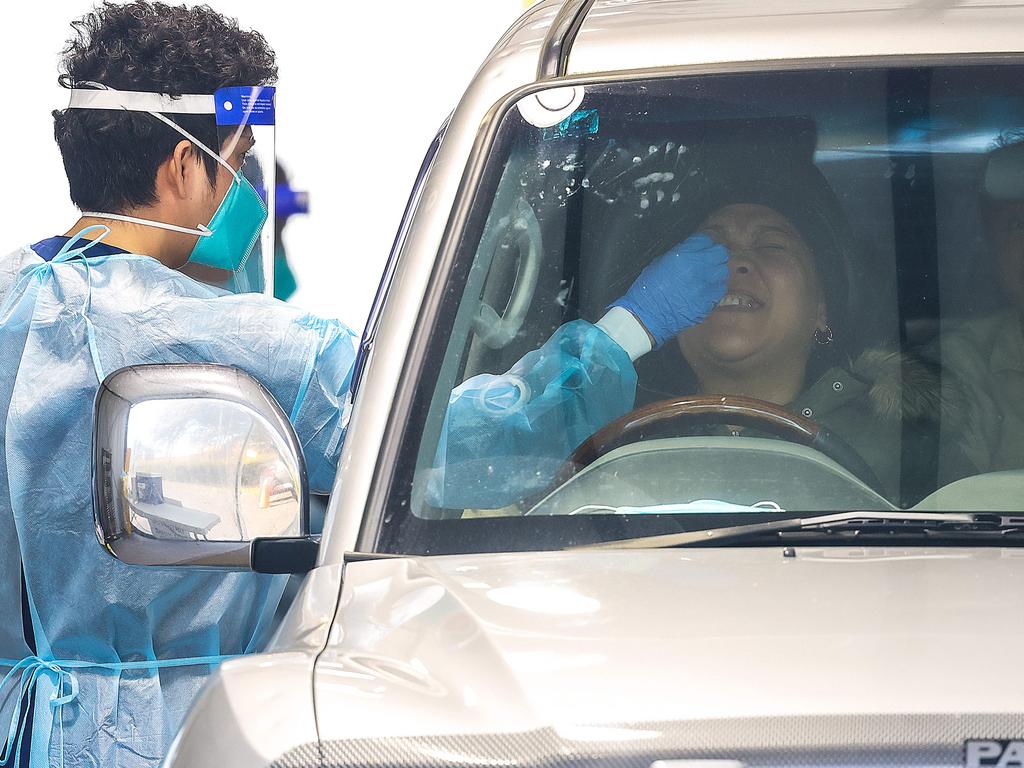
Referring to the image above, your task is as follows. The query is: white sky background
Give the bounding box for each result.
[0,0,527,330]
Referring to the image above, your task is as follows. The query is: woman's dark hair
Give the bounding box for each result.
[52,2,277,213]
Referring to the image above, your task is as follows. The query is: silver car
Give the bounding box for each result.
[95,1,1024,766]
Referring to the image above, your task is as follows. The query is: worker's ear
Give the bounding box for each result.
[160,139,206,201]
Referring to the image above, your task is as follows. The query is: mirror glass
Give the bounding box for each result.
[118,398,303,542]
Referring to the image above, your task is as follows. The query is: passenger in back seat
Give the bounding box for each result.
[928,139,1024,472]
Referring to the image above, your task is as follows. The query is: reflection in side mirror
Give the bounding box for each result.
[125,397,302,541]
[93,364,318,572]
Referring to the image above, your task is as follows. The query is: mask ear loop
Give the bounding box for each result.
[145,110,244,238]
[78,113,242,239]
[147,111,241,179]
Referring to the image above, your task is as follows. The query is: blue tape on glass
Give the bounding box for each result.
[215,86,276,127]
[542,108,599,141]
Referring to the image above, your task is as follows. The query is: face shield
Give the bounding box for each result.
[67,83,277,295]
[205,86,277,294]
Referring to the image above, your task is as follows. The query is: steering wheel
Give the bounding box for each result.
[554,394,882,492]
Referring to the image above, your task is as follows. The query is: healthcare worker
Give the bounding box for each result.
[0,4,355,767]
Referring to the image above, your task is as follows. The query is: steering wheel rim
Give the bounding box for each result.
[556,394,882,492]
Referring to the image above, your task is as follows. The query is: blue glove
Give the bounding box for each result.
[610,233,729,348]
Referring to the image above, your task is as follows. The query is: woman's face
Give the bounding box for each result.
[679,203,826,373]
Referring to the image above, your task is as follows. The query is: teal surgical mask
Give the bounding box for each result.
[187,162,268,272]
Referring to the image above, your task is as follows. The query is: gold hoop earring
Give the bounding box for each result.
[814,324,834,346]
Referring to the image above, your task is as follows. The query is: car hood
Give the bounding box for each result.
[313,547,1024,749]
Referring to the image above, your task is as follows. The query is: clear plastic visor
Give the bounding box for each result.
[208,86,277,294]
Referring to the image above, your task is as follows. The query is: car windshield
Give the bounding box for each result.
[376,63,1024,554]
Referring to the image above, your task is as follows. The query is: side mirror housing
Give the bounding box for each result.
[92,364,319,573]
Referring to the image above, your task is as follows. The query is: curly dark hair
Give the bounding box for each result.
[52,2,277,213]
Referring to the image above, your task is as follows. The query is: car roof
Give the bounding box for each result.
[568,0,1024,74]
[501,0,1024,80]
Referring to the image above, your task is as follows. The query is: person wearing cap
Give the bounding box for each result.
[432,158,977,510]
[0,4,356,767]
[925,138,1024,472]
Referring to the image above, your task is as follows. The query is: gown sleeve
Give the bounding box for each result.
[282,315,359,494]
[427,320,638,509]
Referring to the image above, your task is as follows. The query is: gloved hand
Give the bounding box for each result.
[610,233,729,348]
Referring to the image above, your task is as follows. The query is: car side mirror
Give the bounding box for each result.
[92,364,319,573]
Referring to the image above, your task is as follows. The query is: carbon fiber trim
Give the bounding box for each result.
[271,743,320,768]
[269,713,1024,768]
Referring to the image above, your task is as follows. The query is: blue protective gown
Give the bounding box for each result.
[0,240,356,768]
[0,234,633,766]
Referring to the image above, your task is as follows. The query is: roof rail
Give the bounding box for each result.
[537,0,597,80]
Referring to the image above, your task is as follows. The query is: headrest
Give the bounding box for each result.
[984,140,1024,200]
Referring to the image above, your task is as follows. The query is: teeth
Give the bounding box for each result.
[717,293,760,308]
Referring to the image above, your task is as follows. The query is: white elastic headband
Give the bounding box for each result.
[68,85,215,115]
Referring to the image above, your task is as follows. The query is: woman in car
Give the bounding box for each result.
[431,159,976,510]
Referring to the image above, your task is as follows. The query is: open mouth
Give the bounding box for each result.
[716,291,764,311]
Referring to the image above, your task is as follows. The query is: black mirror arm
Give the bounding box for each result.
[250,536,320,574]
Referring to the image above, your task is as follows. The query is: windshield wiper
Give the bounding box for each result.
[576,511,1024,550]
